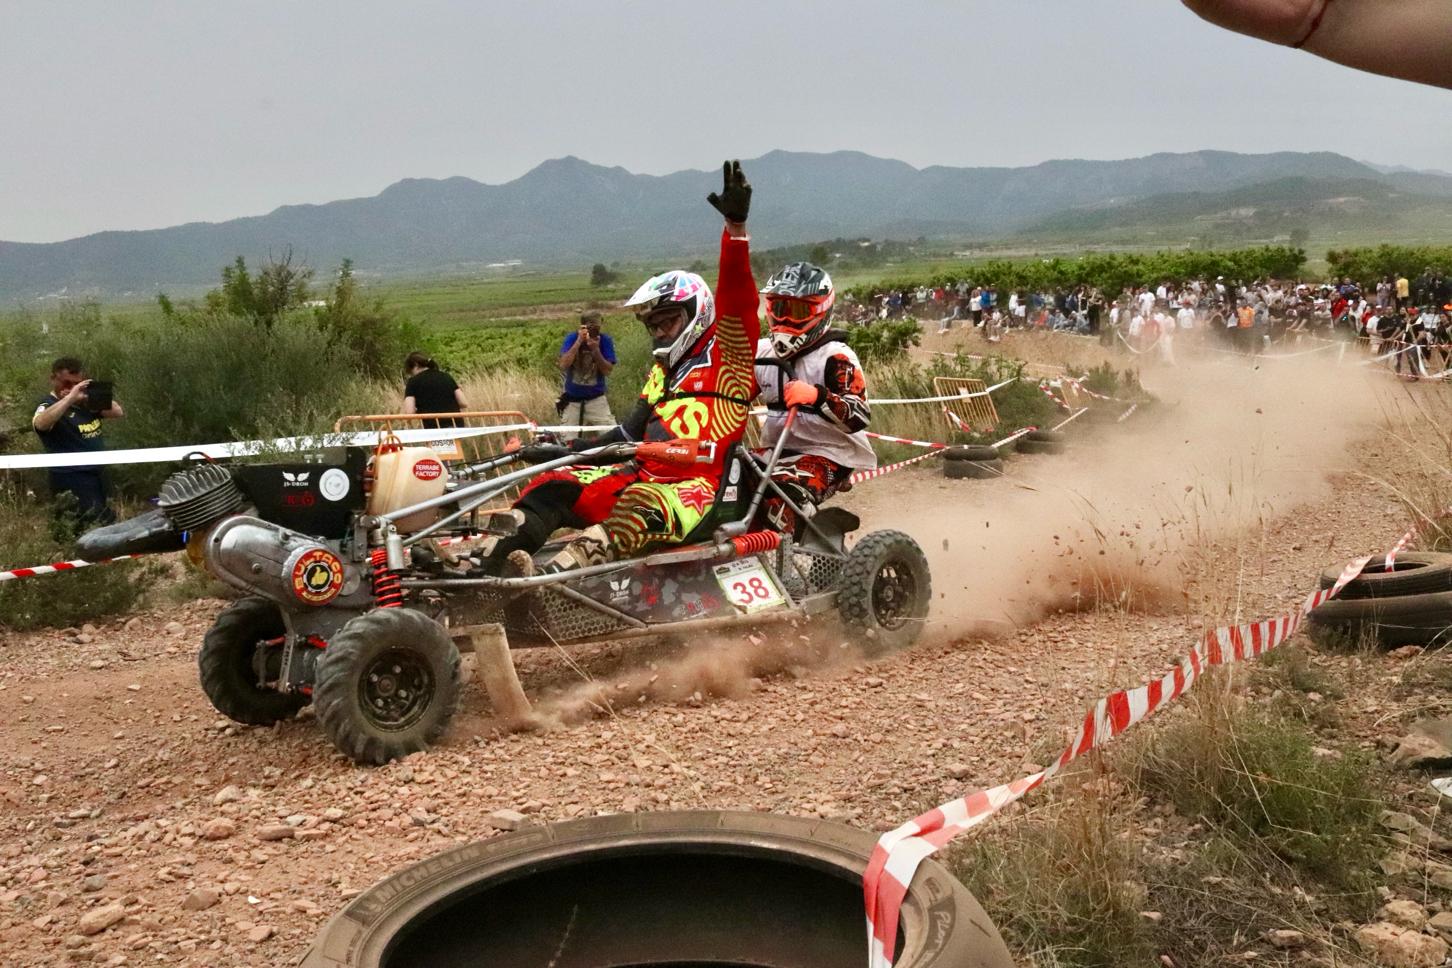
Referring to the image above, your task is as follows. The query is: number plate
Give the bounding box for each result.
[714,557,786,613]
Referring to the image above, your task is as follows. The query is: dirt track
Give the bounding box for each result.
[0,356,1434,966]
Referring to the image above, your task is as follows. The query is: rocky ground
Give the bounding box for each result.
[1,360,1449,966]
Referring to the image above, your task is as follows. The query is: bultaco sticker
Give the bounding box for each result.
[292,548,345,606]
[412,458,444,481]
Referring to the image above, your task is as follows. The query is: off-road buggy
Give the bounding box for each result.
[80,423,931,764]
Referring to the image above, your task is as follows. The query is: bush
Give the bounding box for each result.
[950,781,1155,968]
[1327,244,1452,286]
[845,318,923,364]
[0,482,164,631]
[847,246,1308,303]
[1132,694,1382,892]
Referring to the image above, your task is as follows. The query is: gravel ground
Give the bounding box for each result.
[0,362,1436,967]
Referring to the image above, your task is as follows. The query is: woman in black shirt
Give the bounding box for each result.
[402,352,467,428]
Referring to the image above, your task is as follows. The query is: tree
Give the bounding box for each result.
[809,244,831,266]
[590,263,620,287]
[203,249,313,329]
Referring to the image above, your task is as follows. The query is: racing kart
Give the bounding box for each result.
[78,424,932,764]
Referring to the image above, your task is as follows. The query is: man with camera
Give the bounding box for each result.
[556,309,616,437]
[31,357,124,527]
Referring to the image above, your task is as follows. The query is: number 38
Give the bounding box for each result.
[730,576,772,606]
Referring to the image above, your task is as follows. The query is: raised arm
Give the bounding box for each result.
[1181,0,1452,89]
[706,160,761,358]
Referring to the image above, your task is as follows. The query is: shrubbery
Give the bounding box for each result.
[0,482,165,631]
[1327,244,1452,285]
[847,246,1308,302]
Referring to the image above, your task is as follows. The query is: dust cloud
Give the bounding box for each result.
[851,354,1393,640]
[520,353,1394,721]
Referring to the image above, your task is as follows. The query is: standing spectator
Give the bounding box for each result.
[31,357,124,527]
[402,352,467,428]
[1396,273,1411,310]
[556,310,616,435]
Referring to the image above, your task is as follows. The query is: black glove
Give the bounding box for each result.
[707,159,751,223]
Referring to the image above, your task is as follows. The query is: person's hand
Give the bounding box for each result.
[504,435,523,454]
[782,381,821,408]
[1181,0,1324,46]
[707,160,752,224]
[66,379,92,404]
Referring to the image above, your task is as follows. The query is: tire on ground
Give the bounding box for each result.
[1306,590,1452,649]
[838,530,932,657]
[198,597,308,726]
[313,607,461,765]
[1025,429,1065,443]
[1016,438,1066,455]
[943,444,999,462]
[944,459,1004,480]
[297,810,1015,968]
[1316,552,1452,600]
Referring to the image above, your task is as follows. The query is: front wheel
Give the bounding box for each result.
[198,597,308,726]
[313,608,461,765]
[837,530,932,657]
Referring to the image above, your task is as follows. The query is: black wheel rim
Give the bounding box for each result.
[358,648,435,732]
[871,558,919,630]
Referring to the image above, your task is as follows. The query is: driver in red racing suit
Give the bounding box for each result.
[483,161,760,575]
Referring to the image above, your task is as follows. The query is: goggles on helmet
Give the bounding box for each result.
[766,296,824,326]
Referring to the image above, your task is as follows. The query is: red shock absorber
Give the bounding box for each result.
[730,531,782,557]
[369,548,404,608]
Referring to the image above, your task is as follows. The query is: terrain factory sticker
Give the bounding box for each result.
[412,458,444,481]
[292,548,345,605]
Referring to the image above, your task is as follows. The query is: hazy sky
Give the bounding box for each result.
[3,0,1449,243]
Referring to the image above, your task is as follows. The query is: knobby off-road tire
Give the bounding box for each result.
[313,608,461,765]
[198,597,308,726]
[839,530,932,657]
[944,459,1004,480]
[1307,590,1452,649]
[298,811,1015,968]
[943,444,999,462]
[1316,553,1452,600]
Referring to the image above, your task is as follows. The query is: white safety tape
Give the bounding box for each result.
[0,424,536,471]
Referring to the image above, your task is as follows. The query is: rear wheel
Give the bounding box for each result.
[198,598,307,726]
[838,530,932,656]
[313,608,461,765]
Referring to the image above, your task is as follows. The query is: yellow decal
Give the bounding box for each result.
[658,399,709,438]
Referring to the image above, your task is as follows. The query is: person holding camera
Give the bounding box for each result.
[556,310,616,435]
[31,356,124,526]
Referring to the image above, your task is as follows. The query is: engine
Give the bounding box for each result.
[201,515,371,610]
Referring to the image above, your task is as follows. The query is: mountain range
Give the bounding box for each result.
[4,149,1452,298]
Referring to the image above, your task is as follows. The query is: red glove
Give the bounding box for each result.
[783,381,821,408]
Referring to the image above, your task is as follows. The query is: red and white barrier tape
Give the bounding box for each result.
[864,431,948,451]
[873,378,1016,407]
[863,511,1440,968]
[1061,378,1131,404]
[1036,382,1073,412]
[0,553,146,583]
[1052,409,1089,432]
[1116,403,1139,423]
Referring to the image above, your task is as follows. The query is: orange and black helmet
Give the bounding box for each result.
[761,261,835,359]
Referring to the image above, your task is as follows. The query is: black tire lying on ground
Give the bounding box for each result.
[1016,437,1066,455]
[297,810,1016,968]
[1316,552,1452,600]
[313,607,461,765]
[943,444,999,462]
[1025,429,1065,443]
[944,459,1004,480]
[198,597,308,726]
[1307,590,1452,649]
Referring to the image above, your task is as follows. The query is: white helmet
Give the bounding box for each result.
[625,270,715,370]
